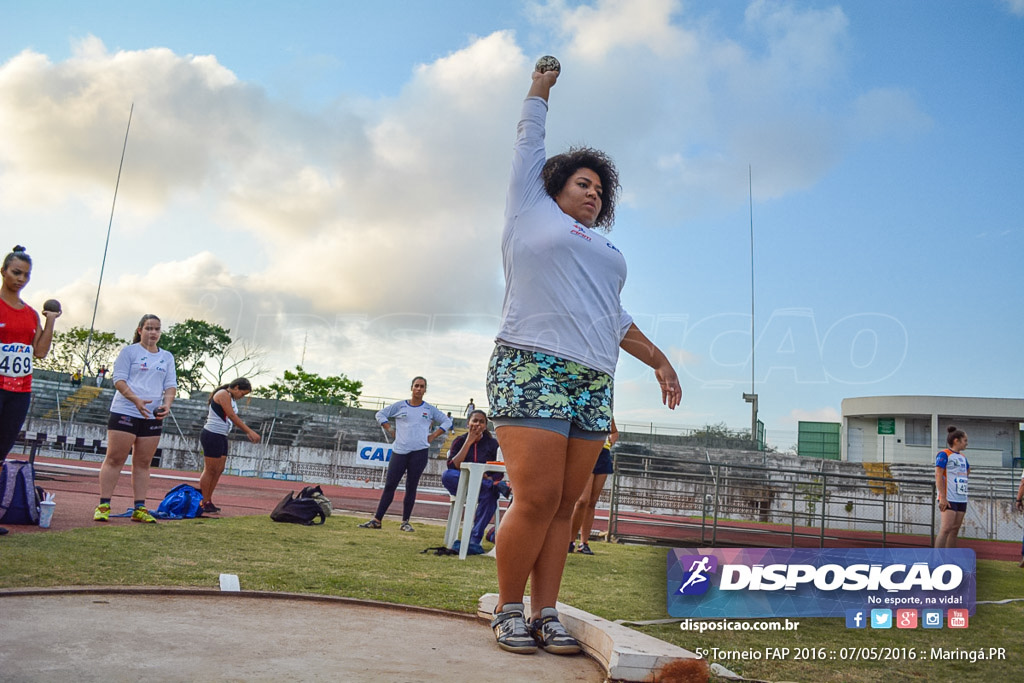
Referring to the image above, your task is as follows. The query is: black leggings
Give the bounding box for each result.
[0,390,32,460]
[373,448,429,521]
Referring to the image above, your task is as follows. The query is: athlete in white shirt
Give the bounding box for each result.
[935,425,970,548]
[358,376,452,532]
[486,64,682,656]
[93,314,177,524]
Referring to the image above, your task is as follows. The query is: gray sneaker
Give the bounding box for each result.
[529,607,581,654]
[399,521,415,532]
[491,603,537,654]
[358,519,381,529]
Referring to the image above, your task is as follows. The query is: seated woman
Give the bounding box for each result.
[442,409,509,555]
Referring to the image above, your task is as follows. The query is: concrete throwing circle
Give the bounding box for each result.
[0,589,604,682]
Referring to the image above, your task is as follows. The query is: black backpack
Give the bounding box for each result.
[298,485,332,518]
[270,490,326,525]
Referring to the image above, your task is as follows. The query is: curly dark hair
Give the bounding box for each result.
[542,146,620,230]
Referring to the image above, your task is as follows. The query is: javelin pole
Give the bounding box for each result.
[83,102,134,373]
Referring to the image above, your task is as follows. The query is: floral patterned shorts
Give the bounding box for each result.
[486,344,614,433]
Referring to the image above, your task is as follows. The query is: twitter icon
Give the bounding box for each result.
[870,609,892,629]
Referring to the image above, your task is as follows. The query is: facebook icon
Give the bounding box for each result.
[845,609,866,629]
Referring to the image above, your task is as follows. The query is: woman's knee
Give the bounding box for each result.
[441,470,460,495]
[554,491,584,519]
[131,457,153,470]
[511,486,563,520]
[131,449,158,467]
[102,447,132,467]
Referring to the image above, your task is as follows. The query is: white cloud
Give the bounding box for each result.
[1,6,931,410]
[43,252,267,339]
[539,0,694,60]
[1002,0,1024,17]
[0,41,254,208]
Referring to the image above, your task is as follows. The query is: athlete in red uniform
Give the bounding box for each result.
[1,246,59,535]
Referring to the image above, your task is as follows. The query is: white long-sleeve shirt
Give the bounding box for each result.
[375,400,452,454]
[496,96,632,376]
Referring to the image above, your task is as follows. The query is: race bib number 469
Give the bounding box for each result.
[0,343,33,377]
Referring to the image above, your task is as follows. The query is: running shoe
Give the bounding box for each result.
[399,521,415,532]
[568,541,576,554]
[529,607,581,654]
[578,543,594,555]
[93,503,111,522]
[358,519,381,529]
[131,506,157,523]
[200,501,221,514]
[490,603,537,654]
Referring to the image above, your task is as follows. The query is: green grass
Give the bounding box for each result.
[1,515,1019,682]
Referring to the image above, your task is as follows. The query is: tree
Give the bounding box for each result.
[688,422,758,450]
[201,338,271,389]
[34,326,127,375]
[159,319,232,394]
[253,365,363,407]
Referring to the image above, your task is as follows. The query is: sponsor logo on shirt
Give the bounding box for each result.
[139,356,167,373]
[570,227,592,241]
[605,241,621,254]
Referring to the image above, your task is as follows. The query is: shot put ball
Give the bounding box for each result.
[43,299,62,314]
[535,55,561,74]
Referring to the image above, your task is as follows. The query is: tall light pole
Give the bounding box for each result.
[743,165,759,458]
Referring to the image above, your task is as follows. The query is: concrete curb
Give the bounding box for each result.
[478,593,708,682]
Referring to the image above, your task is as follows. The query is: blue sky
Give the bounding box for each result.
[2,0,1022,449]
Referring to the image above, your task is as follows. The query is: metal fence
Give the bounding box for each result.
[608,451,940,549]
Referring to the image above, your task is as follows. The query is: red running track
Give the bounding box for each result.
[5,455,1020,563]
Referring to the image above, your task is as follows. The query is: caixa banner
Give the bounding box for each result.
[667,548,975,618]
[356,440,393,468]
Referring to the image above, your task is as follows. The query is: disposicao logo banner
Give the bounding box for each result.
[667,548,976,618]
